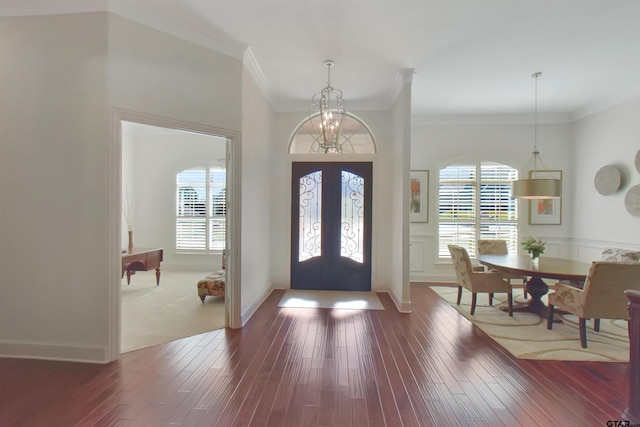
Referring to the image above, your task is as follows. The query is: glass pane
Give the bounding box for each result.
[177,169,206,216]
[209,169,226,217]
[439,165,476,221]
[209,218,226,251]
[480,163,518,222]
[290,114,376,154]
[341,171,365,263]
[479,223,518,254]
[299,171,322,262]
[439,223,476,257]
[176,218,207,250]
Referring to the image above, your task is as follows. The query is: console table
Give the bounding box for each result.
[122,247,164,285]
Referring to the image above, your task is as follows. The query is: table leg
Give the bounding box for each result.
[155,267,161,286]
[500,276,562,322]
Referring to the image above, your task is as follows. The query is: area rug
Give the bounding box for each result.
[278,290,384,310]
[121,270,225,353]
[430,285,629,362]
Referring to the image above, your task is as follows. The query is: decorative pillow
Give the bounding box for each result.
[601,248,640,262]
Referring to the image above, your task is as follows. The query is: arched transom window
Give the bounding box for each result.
[289,113,377,154]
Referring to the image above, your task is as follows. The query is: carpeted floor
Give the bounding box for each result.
[278,289,384,310]
[121,270,226,353]
[430,285,629,362]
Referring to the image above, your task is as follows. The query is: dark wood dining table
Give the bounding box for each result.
[476,254,591,321]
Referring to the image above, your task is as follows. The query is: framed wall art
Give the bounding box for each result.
[410,170,428,223]
[529,170,562,225]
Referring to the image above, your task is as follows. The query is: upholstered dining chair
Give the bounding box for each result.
[477,239,528,298]
[547,261,640,348]
[601,247,640,262]
[448,244,513,316]
[557,247,640,289]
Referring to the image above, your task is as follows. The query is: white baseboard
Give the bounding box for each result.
[0,340,108,364]
[410,273,456,283]
[241,285,278,327]
[385,290,412,313]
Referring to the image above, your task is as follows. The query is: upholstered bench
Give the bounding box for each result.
[197,250,227,302]
[197,270,226,302]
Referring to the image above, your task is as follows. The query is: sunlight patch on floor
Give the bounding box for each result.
[278,290,384,310]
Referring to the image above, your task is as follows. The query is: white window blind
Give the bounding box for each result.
[176,167,226,252]
[438,162,518,257]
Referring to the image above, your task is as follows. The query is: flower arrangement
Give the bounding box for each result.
[521,237,546,258]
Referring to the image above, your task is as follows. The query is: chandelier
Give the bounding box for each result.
[308,60,346,153]
[511,72,561,199]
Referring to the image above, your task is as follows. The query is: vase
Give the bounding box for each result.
[530,253,539,266]
[128,230,134,251]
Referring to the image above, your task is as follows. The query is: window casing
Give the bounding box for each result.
[176,167,226,252]
[438,162,518,258]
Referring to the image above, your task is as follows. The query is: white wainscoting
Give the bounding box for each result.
[572,238,640,262]
[410,234,455,283]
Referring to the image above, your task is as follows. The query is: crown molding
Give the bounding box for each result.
[379,69,418,112]
[0,0,107,16]
[0,0,247,60]
[243,48,272,103]
[572,84,640,122]
[411,112,573,126]
[108,1,246,60]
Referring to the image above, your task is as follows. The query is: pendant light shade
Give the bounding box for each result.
[511,72,561,199]
[511,178,561,199]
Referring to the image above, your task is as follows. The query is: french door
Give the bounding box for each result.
[291,162,372,291]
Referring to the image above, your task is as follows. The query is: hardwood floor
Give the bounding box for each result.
[0,284,629,426]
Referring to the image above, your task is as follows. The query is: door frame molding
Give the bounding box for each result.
[107,108,242,361]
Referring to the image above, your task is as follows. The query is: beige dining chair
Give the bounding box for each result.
[547,261,640,348]
[477,239,528,298]
[448,244,513,316]
[556,247,640,289]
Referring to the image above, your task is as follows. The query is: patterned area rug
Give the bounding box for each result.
[278,290,384,310]
[430,285,629,362]
[121,270,225,353]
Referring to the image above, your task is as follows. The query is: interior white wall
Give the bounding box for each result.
[238,63,276,324]
[0,13,110,361]
[122,127,227,270]
[361,111,394,291]
[571,96,640,260]
[409,121,573,282]
[0,11,246,363]
[388,80,412,311]
[107,14,242,130]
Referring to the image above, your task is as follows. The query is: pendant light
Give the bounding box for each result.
[511,72,561,199]
[308,60,347,154]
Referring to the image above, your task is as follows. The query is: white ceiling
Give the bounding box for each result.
[4,0,640,121]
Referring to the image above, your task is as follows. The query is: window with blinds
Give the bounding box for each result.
[176,167,226,252]
[438,162,518,258]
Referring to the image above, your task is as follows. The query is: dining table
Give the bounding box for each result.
[476,254,591,321]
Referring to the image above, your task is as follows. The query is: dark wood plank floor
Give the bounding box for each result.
[0,283,629,426]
